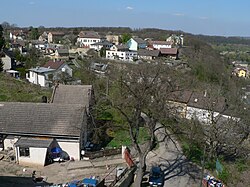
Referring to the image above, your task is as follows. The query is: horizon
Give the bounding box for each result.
[1,0,250,37]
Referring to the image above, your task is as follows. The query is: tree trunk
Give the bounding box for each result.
[134,153,147,186]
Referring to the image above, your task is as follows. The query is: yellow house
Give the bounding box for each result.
[237,69,248,78]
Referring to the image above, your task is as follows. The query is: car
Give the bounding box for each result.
[148,166,164,187]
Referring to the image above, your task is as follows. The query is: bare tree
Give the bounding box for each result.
[108,62,184,186]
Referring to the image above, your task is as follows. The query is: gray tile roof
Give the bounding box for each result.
[187,92,227,112]
[52,84,93,108]
[15,137,53,148]
[133,38,147,44]
[0,102,85,138]
[29,67,55,73]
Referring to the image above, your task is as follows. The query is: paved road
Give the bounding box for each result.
[146,122,200,187]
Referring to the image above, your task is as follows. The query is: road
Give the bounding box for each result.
[146,122,200,187]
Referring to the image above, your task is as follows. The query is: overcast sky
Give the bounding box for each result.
[1,0,250,36]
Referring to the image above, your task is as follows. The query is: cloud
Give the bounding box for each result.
[126,6,134,10]
[173,13,185,16]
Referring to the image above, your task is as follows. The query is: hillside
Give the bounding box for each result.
[0,73,52,102]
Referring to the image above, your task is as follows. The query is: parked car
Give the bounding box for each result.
[149,166,164,187]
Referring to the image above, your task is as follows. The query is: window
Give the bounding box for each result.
[93,40,96,42]
[19,147,30,157]
[83,39,87,42]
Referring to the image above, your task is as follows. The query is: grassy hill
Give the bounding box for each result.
[0,73,52,102]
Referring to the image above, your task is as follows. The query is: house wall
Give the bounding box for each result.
[127,39,147,51]
[77,38,101,48]
[57,139,80,160]
[16,147,47,166]
[127,39,137,51]
[186,106,220,124]
[153,44,171,49]
[4,136,19,150]
[1,55,15,71]
[106,50,137,61]
[53,64,73,80]
[106,35,121,45]
[26,71,46,87]
[138,55,153,60]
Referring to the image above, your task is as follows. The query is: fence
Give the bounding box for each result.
[83,148,122,159]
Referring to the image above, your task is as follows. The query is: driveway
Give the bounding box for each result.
[146,122,201,187]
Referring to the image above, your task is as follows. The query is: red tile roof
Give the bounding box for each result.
[160,48,178,55]
[43,61,65,70]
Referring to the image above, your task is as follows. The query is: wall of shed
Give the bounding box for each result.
[16,147,47,166]
[4,136,19,150]
[57,140,80,160]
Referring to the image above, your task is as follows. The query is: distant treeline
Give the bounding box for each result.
[195,34,250,45]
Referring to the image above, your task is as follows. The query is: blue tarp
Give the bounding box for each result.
[51,147,62,153]
[82,178,98,186]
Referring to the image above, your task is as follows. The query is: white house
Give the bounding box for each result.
[185,92,232,124]
[0,85,94,166]
[26,67,55,87]
[106,45,137,61]
[1,49,16,71]
[148,41,172,50]
[127,38,147,51]
[0,102,88,166]
[26,61,72,87]
[77,31,101,48]
[90,40,113,51]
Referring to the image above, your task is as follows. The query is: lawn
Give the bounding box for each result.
[106,126,151,148]
[0,73,52,102]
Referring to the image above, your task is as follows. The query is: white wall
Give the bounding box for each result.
[186,106,220,124]
[106,50,137,61]
[4,136,19,150]
[2,55,12,70]
[16,147,47,166]
[77,38,101,48]
[153,44,171,49]
[57,140,80,160]
[26,71,46,87]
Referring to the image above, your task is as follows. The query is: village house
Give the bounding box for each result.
[53,48,70,60]
[148,40,172,50]
[9,30,27,40]
[0,84,94,166]
[106,34,121,45]
[137,49,160,60]
[77,31,101,48]
[48,31,66,43]
[90,40,113,51]
[168,91,234,124]
[166,34,184,46]
[0,102,87,166]
[106,45,137,61]
[26,61,72,87]
[127,38,147,51]
[26,67,55,87]
[159,48,179,59]
[167,91,193,118]
[232,67,249,78]
[0,49,16,71]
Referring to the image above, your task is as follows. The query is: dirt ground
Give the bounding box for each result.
[0,154,127,186]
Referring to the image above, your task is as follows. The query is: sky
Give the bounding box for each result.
[1,0,250,36]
